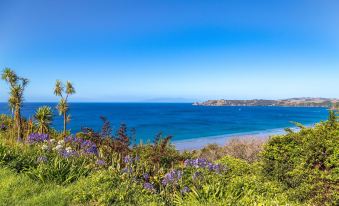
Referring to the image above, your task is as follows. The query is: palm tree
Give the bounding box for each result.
[34,106,53,134]
[1,68,29,141]
[54,80,75,135]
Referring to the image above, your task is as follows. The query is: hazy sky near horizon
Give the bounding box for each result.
[0,0,338,102]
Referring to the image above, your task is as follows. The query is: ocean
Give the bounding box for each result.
[0,103,329,149]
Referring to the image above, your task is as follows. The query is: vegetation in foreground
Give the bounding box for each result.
[0,68,338,205]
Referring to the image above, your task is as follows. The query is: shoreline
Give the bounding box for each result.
[173,126,306,151]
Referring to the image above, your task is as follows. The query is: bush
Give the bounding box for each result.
[194,137,265,163]
[261,116,339,205]
[26,155,93,185]
[0,143,38,172]
[70,170,163,205]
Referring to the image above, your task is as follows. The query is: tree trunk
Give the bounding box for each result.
[15,107,22,141]
[63,112,67,136]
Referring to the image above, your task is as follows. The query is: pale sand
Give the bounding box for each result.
[173,127,293,151]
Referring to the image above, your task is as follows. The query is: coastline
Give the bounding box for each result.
[173,126,305,151]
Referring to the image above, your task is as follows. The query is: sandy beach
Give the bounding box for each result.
[173,127,290,151]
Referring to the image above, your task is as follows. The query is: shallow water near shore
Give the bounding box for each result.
[0,103,329,149]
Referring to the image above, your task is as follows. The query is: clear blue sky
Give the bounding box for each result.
[0,0,338,102]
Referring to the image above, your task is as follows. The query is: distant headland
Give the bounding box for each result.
[193,97,339,108]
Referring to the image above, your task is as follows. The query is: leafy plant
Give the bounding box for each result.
[54,80,75,136]
[34,106,53,134]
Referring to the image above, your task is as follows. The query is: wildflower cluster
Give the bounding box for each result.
[59,146,78,158]
[162,169,182,186]
[27,133,49,144]
[121,155,140,175]
[45,139,78,158]
[123,155,139,164]
[143,182,155,192]
[64,135,98,155]
[184,158,225,173]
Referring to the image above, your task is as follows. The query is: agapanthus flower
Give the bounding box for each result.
[0,124,7,131]
[143,182,155,191]
[37,156,48,163]
[124,155,132,163]
[82,142,98,155]
[27,133,49,144]
[184,158,209,168]
[181,186,190,195]
[210,164,223,173]
[121,167,133,174]
[184,158,225,173]
[96,159,106,166]
[123,155,139,164]
[192,171,202,180]
[162,170,182,186]
[59,149,77,158]
[143,173,150,181]
[64,136,98,156]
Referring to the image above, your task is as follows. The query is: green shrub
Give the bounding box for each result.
[26,155,93,185]
[261,116,339,205]
[0,143,38,172]
[70,170,163,206]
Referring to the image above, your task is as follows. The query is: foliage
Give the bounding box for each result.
[193,137,265,163]
[26,155,93,185]
[54,80,75,135]
[1,68,29,141]
[34,106,53,134]
[261,112,339,205]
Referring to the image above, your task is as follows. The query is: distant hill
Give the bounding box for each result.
[193,98,339,108]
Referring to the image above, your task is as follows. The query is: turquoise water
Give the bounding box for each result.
[0,103,329,144]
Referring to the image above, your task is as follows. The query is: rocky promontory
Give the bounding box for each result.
[193,98,339,108]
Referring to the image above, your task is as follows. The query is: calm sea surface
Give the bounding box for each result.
[0,103,329,145]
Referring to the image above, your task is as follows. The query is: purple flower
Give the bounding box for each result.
[121,167,133,174]
[134,155,140,162]
[211,164,223,173]
[96,159,106,166]
[27,133,49,144]
[64,136,98,156]
[184,158,225,173]
[83,142,98,155]
[0,124,7,131]
[143,182,155,191]
[123,155,139,164]
[143,173,150,181]
[184,158,208,168]
[124,155,132,163]
[37,156,48,163]
[59,149,78,158]
[162,170,182,186]
[192,171,202,180]
[181,186,190,195]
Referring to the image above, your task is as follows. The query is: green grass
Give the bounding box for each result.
[0,167,70,206]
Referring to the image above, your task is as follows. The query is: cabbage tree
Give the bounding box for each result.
[54,80,75,135]
[1,68,29,141]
